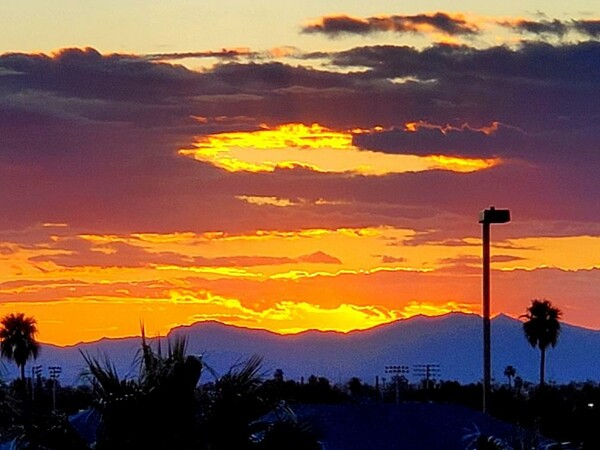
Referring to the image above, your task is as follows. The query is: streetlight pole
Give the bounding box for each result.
[479,206,510,414]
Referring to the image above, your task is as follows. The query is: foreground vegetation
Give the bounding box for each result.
[0,302,594,449]
[0,359,598,449]
[0,337,326,449]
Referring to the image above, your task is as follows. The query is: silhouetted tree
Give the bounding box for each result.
[203,355,268,450]
[347,377,363,398]
[273,368,284,383]
[0,313,40,382]
[503,365,516,389]
[82,332,202,450]
[522,299,562,386]
[513,376,524,393]
[300,375,346,403]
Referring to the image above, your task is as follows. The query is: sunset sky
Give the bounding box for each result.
[1,1,599,345]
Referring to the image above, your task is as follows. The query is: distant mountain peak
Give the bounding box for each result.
[492,313,522,325]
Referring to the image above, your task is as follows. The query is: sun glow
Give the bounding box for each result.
[179,123,497,174]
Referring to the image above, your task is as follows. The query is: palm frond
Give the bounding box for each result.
[80,350,138,402]
[522,299,562,350]
[219,354,264,389]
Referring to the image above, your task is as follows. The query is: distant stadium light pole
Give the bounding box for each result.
[384,365,409,404]
[31,364,42,402]
[479,206,510,414]
[49,366,62,411]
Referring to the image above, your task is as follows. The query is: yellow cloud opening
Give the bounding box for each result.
[179,123,497,175]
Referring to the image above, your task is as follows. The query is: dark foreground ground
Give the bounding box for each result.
[292,402,554,450]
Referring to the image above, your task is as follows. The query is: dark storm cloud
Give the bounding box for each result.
[322,41,600,139]
[328,41,600,84]
[302,13,479,37]
[0,41,599,236]
[511,19,569,37]
[501,18,600,38]
[302,13,600,40]
[218,162,600,237]
[0,48,354,139]
[352,123,600,170]
[0,48,349,130]
[573,19,600,37]
[353,123,530,159]
[0,48,198,104]
[333,44,600,177]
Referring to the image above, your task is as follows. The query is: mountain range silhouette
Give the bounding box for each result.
[21,312,600,385]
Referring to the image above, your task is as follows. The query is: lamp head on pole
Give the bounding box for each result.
[479,206,510,224]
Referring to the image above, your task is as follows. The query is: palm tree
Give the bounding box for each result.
[522,299,562,386]
[0,313,40,381]
[82,330,203,450]
[503,365,516,389]
[204,354,268,450]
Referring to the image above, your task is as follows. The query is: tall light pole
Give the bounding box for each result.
[385,365,409,404]
[479,206,510,414]
[31,364,42,402]
[49,366,62,411]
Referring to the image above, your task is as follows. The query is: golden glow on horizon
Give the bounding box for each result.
[179,123,498,175]
[401,300,478,316]
[2,224,600,345]
[156,265,263,278]
[269,266,433,281]
[0,291,478,346]
[497,236,600,271]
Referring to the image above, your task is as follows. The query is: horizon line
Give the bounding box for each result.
[37,311,540,348]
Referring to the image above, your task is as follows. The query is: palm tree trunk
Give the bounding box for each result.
[540,347,546,386]
[19,363,29,412]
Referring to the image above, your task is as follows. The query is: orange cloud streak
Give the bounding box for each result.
[3,224,600,345]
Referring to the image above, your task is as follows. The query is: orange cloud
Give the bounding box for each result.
[302,13,480,37]
[3,223,600,345]
[400,300,478,317]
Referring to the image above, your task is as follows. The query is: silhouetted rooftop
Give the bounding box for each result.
[293,402,553,450]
